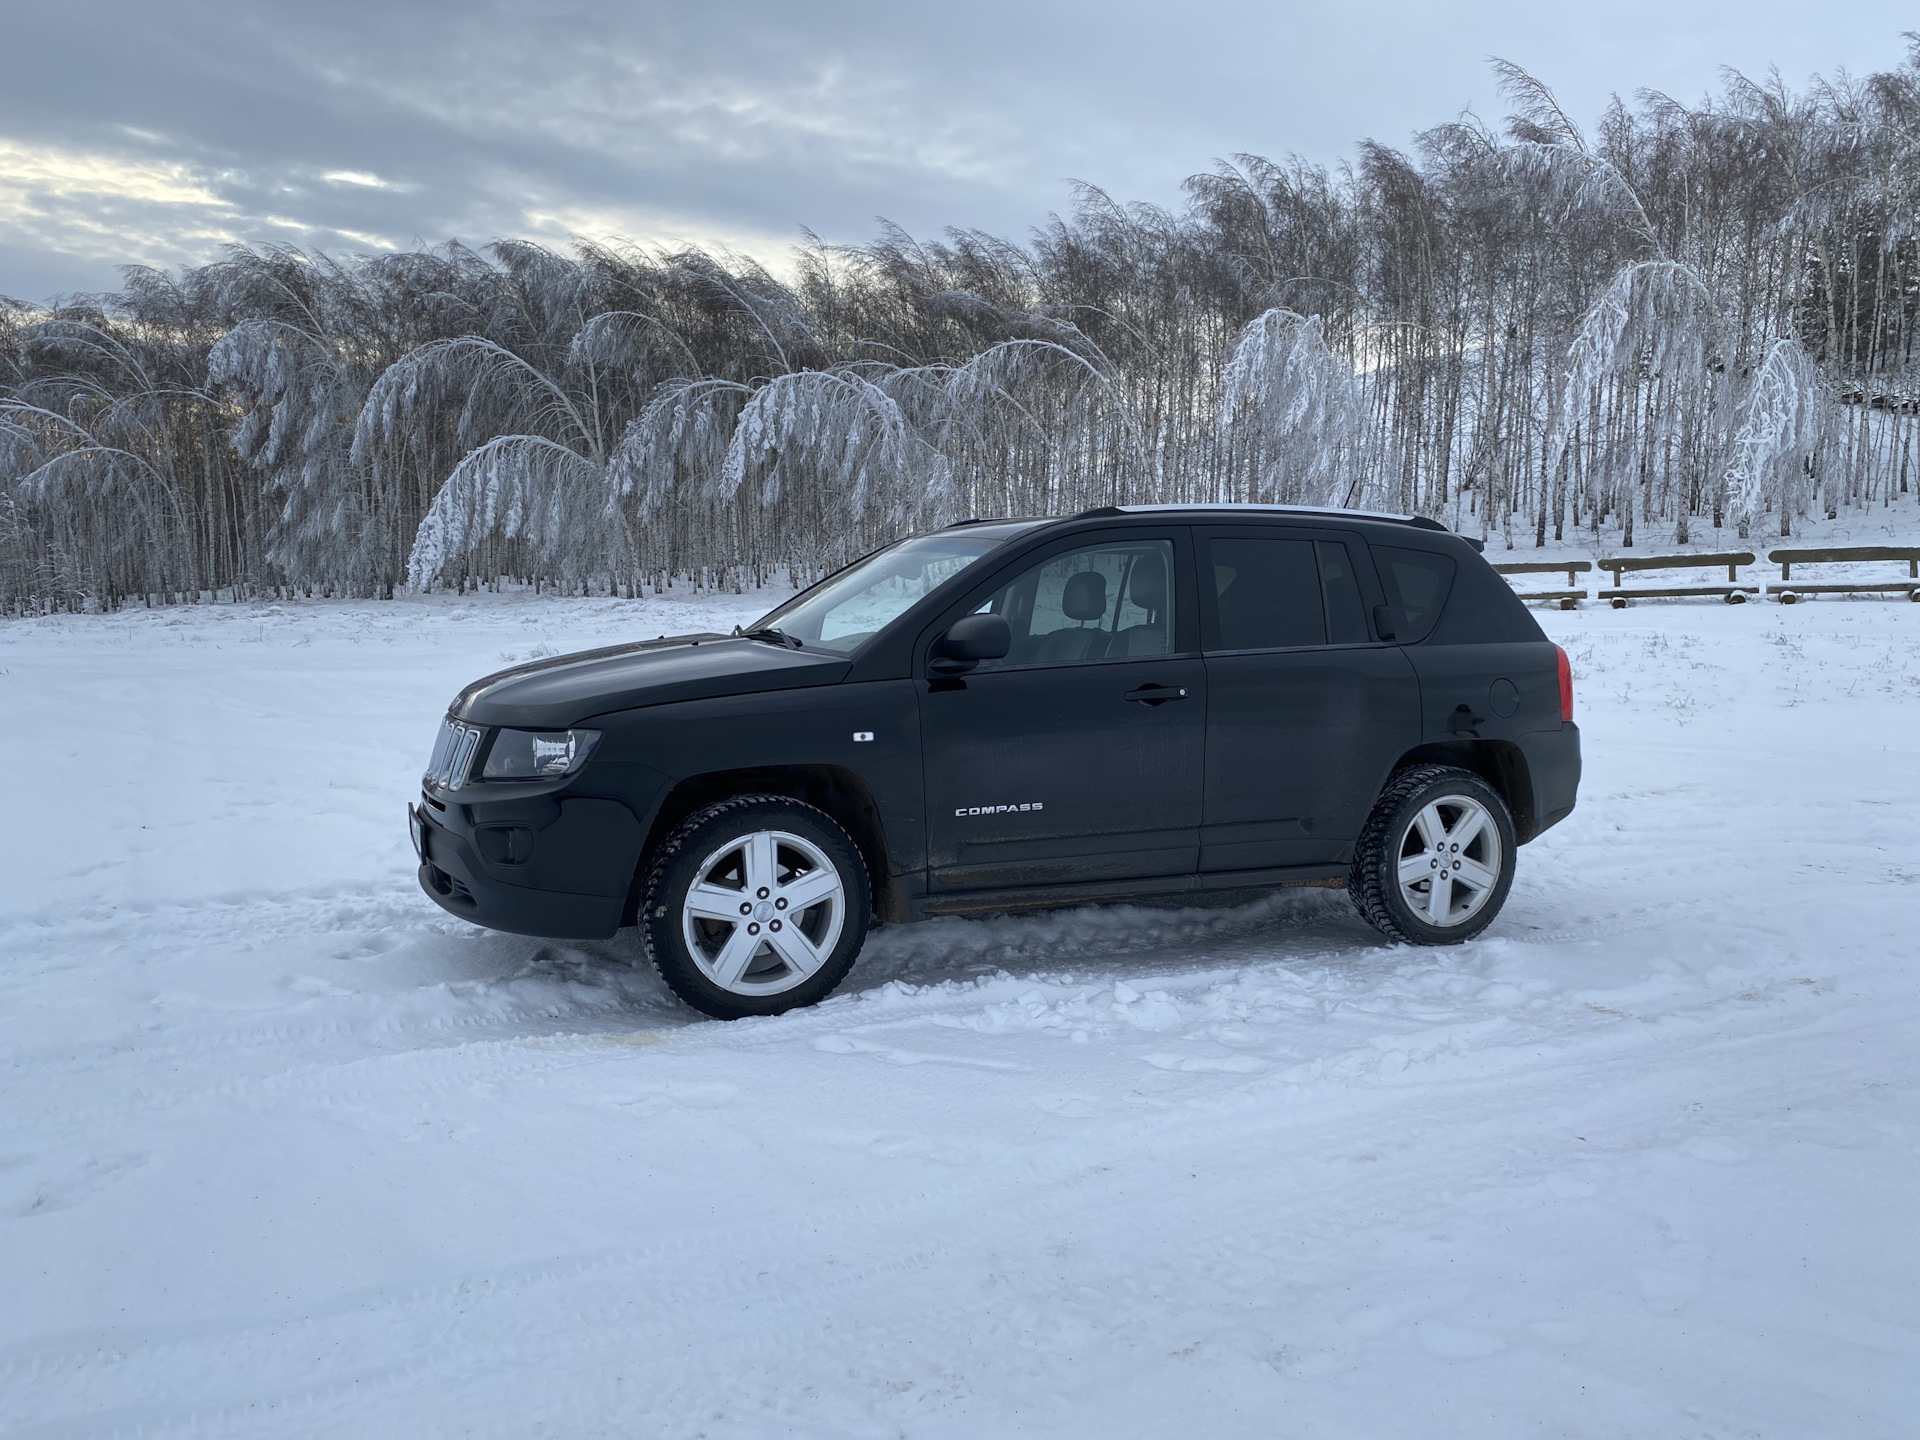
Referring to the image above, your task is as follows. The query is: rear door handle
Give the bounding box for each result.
[1124,685,1189,705]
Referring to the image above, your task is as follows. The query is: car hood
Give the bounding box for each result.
[451,634,852,729]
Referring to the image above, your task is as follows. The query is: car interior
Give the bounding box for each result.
[980,544,1173,667]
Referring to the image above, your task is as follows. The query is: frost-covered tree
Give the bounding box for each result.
[1725,338,1835,534]
[1218,309,1367,506]
[1559,260,1728,544]
[6,40,1920,612]
[355,335,619,589]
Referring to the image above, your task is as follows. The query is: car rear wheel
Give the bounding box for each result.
[1348,765,1516,945]
[640,795,871,1019]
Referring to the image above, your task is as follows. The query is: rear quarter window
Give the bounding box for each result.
[1375,541,1547,645]
[1373,546,1456,644]
[1428,551,1548,644]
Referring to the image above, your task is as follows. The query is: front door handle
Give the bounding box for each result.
[1124,684,1189,706]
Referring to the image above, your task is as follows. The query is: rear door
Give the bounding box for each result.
[918,529,1206,892]
[1196,526,1419,871]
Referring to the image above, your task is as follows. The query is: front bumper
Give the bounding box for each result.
[410,792,637,940]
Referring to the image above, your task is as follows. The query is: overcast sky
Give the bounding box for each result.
[2,0,1913,302]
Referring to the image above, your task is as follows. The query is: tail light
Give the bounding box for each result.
[1554,645,1574,722]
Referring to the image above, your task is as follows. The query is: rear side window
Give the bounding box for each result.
[1316,541,1370,643]
[1210,538,1322,649]
[1206,536,1376,650]
[1374,546,1457,644]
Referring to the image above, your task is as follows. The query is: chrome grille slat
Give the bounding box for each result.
[423,717,485,790]
[424,719,456,783]
[448,726,482,791]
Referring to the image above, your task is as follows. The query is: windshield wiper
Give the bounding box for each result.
[735,625,803,649]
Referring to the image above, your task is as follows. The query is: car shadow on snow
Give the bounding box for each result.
[853,885,1379,989]
[420,884,1395,1034]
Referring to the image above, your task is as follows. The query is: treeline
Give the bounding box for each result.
[3,50,1918,612]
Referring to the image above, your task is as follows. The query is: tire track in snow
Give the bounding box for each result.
[0,967,1864,1436]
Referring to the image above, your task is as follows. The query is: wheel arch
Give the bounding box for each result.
[1384,739,1537,843]
[625,765,899,925]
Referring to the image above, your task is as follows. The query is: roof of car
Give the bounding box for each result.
[934,517,1052,539]
[1080,502,1443,527]
[974,502,1463,534]
[938,505,1480,549]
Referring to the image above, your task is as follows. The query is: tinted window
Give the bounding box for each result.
[1425,557,1547,645]
[1209,538,1323,650]
[1374,546,1457,644]
[1316,541,1370,643]
[974,538,1174,669]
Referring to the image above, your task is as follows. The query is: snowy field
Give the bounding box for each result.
[2,581,1918,1438]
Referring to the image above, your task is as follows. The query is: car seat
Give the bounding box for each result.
[1036,571,1110,663]
[1107,554,1168,657]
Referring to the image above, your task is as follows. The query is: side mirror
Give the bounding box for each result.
[1371,604,1398,642]
[930,613,1011,674]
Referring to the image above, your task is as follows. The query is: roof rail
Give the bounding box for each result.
[1070,502,1476,544]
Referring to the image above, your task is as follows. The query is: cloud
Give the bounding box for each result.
[0,141,228,210]
[0,0,1913,302]
[514,201,803,273]
[0,139,240,282]
[322,171,399,190]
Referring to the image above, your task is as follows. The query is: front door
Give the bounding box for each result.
[919,531,1206,892]
[1197,528,1420,872]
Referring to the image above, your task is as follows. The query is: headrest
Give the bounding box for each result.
[1061,571,1107,622]
[1127,554,1167,612]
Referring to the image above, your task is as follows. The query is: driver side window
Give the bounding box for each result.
[973,538,1175,669]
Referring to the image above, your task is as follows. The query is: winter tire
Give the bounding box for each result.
[640,795,872,1020]
[1348,764,1516,945]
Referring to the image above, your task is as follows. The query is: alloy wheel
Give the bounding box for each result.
[680,829,847,996]
[1395,796,1503,928]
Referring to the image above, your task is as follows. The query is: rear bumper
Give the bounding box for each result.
[412,797,632,940]
[1517,721,1581,840]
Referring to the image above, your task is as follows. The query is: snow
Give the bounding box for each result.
[3,583,1918,1437]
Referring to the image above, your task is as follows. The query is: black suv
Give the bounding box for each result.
[411,506,1579,1019]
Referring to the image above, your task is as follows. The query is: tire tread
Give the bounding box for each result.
[1347,764,1506,945]
[638,794,871,1018]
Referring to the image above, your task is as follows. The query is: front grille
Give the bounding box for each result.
[423,717,485,791]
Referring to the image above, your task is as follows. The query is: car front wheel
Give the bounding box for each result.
[1348,764,1516,945]
[640,795,872,1019]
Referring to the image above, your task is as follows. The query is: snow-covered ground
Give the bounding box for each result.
[2,582,1918,1438]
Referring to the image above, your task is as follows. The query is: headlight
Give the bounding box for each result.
[481,727,601,780]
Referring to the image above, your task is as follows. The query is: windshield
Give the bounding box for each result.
[750,530,1015,654]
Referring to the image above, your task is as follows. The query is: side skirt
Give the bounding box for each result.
[909,863,1349,920]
